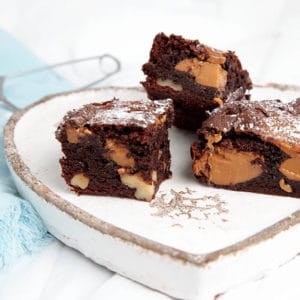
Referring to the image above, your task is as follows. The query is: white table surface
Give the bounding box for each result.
[0,0,300,299]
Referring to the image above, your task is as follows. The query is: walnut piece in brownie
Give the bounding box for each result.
[191,98,300,197]
[142,33,252,130]
[56,98,174,201]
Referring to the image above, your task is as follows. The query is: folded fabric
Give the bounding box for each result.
[0,30,74,269]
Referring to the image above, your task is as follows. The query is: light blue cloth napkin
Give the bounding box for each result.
[0,30,75,269]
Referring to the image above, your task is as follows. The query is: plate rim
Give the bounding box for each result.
[3,86,300,267]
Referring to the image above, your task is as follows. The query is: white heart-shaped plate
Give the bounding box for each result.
[4,87,300,299]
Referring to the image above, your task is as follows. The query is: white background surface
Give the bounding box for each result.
[0,0,300,299]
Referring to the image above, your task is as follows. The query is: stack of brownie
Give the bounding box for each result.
[141,33,300,198]
[56,32,300,200]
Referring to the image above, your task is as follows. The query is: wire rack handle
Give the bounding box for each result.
[0,53,121,112]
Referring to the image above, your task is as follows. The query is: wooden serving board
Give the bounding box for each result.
[4,87,300,299]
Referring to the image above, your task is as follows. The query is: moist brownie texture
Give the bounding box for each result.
[142,33,252,130]
[191,98,300,198]
[56,98,174,201]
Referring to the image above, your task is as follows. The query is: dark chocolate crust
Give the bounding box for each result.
[56,98,174,201]
[200,97,300,151]
[142,33,252,130]
[191,98,300,198]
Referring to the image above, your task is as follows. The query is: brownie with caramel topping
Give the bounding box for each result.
[191,98,300,197]
[56,98,174,201]
[142,33,252,130]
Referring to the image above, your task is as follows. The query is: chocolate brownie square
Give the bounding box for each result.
[191,98,300,197]
[56,98,174,201]
[142,33,252,130]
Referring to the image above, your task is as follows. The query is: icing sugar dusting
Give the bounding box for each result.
[205,98,300,149]
[69,98,172,128]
